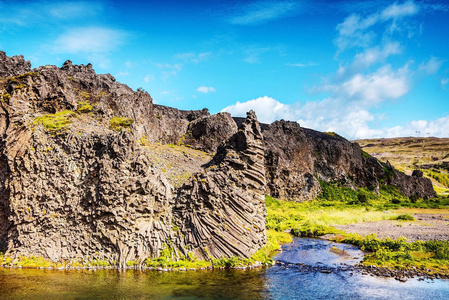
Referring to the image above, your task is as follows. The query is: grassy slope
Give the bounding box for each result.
[356,137,449,195]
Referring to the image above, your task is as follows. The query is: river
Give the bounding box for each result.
[1,238,448,299]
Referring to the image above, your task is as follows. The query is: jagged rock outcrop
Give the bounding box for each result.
[263,121,320,201]
[262,124,435,201]
[174,111,266,260]
[184,112,238,153]
[387,166,435,198]
[0,52,267,264]
[0,51,31,77]
[152,105,210,144]
[0,51,437,266]
[4,127,178,266]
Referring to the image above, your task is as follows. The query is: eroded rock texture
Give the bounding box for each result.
[0,51,436,266]
[184,112,238,153]
[175,111,266,260]
[264,121,319,201]
[0,52,267,264]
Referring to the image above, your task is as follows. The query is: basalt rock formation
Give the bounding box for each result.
[0,52,266,265]
[0,51,436,265]
[174,111,266,260]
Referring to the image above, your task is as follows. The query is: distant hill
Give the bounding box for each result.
[356,137,449,195]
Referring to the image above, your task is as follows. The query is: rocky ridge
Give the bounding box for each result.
[0,51,436,265]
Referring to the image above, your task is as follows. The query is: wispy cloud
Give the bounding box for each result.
[0,1,104,28]
[48,1,104,20]
[418,57,444,75]
[175,52,212,64]
[144,74,154,82]
[222,1,448,139]
[155,62,183,80]
[286,62,318,67]
[335,0,420,53]
[227,1,300,25]
[197,86,216,93]
[442,78,449,89]
[115,71,130,77]
[52,27,127,54]
[242,46,271,63]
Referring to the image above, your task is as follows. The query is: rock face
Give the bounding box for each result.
[264,121,319,201]
[152,105,210,145]
[175,111,266,260]
[0,52,436,265]
[262,125,435,201]
[0,52,267,264]
[0,51,31,77]
[184,112,238,153]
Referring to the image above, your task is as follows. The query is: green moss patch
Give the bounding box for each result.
[109,116,134,131]
[33,110,76,133]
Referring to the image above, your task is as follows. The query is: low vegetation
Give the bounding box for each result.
[33,110,76,133]
[265,180,449,274]
[109,116,134,131]
[333,234,449,275]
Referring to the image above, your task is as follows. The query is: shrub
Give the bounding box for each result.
[391,198,401,204]
[77,101,93,113]
[396,214,415,221]
[109,116,134,131]
[33,110,76,133]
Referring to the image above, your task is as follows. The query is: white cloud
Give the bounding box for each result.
[335,1,420,53]
[175,52,212,64]
[241,46,271,64]
[386,116,449,138]
[53,27,126,54]
[221,96,297,124]
[381,1,419,20]
[228,1,300,25]
[0,1,104,27]
[48,1,103,20]
[442,78,449,89]
[418,57,444,75]
[324,65,410,107]
[352,42,402,68]
[221,96,449,139]
[286,62,318,67]
[144,74,154,82]
[155,63,183,80]
[197,86,216,93]
[115,71,129,77]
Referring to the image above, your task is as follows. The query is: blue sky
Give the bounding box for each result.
[1,0,448,139]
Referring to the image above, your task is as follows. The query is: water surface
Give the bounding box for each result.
[1,238,448,299]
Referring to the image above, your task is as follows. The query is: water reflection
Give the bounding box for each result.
[1,238,448,299]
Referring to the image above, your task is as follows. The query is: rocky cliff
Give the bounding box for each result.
[0,52,266,265]
[0,52,436,265]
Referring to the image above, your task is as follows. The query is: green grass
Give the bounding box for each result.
[144,232,290,270]
[77,101,93,113]
[333,233,449,274]
[424,170,449,188]
[109,116,134,131]
[266,180,449,274]
[266,193,398,237]
[33,110,76,133]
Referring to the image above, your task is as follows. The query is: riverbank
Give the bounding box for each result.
[334,208,449,242]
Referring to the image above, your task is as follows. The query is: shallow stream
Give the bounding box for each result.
[1,238,448,299]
